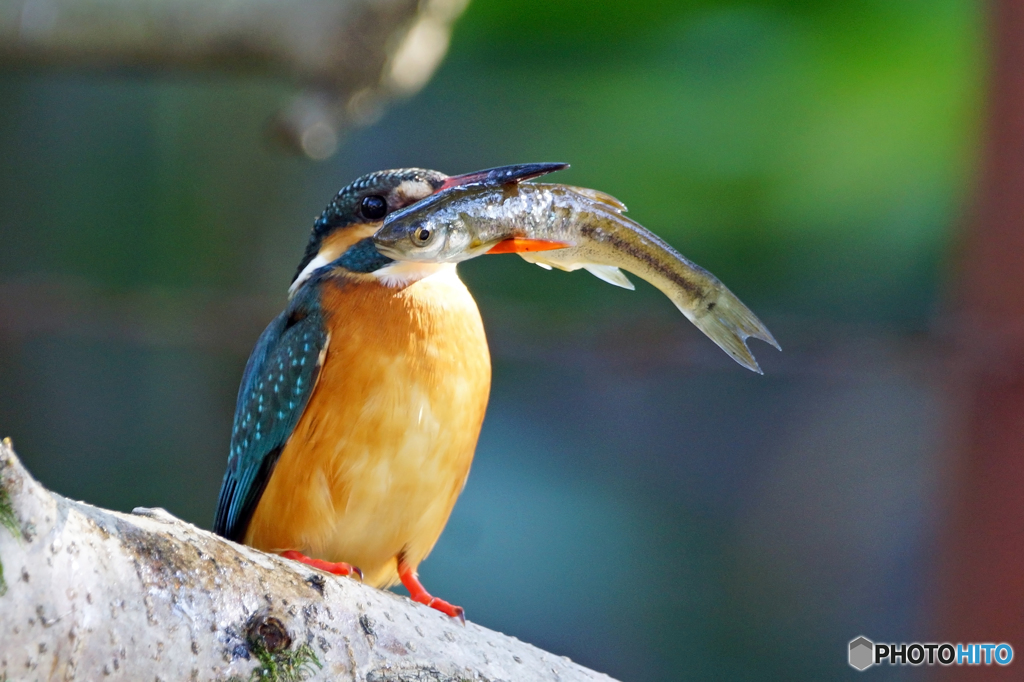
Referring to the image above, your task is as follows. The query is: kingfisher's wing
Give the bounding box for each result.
[214,288,328,542]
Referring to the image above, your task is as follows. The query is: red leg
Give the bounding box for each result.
[280,550,362,580]
[398,560,465,623]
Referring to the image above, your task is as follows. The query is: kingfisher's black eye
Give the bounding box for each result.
[360,195,387,220]
[416,228,432,243]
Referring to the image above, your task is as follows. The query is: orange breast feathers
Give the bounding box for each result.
[243,266,491,588]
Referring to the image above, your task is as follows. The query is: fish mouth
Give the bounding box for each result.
[372,240,420,262]
[436,162,569,191]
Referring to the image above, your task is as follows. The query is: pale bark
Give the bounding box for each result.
[0,0,470,157]
[0,440,617,681]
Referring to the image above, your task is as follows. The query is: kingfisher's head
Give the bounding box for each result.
[290,168,449,294]
[289,163,571,295]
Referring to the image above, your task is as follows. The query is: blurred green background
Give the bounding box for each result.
[0,0,982,679]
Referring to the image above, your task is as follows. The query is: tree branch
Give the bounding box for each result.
[0,440,616,681]
[0,0,470,158]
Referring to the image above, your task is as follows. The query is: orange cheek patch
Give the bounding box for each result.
[486,238,571,254]
[321,225,378,260]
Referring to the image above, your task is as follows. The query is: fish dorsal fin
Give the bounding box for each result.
[584,264,635,290]
[566,186,628,213]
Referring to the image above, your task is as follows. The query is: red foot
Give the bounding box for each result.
[280,550,362,581]
[398,561,465,623]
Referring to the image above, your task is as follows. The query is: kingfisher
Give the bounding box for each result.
[213,163,567,620]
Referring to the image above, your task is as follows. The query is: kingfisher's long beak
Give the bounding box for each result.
[438,162,569,191]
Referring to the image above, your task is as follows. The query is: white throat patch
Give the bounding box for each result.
[289,253,331,298]
[373,261,457,288]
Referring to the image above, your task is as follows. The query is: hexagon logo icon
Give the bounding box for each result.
[849,636,874,671]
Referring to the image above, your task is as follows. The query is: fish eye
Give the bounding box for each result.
[416,228,432,244]
[360,195,387,220]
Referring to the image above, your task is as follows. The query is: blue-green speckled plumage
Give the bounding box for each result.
[216,167,449,542]
[337,237,393,273]
[214,282,328,541]
[213,235,391,542]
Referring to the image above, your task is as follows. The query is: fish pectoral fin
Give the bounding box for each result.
[518,252,577,272]
[583,264,635,290]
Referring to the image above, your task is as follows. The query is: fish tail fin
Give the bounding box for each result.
[677,288,780,374]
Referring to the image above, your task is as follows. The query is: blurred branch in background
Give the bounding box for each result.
[0,278,943,383]
[937,0,1024,667]
[0,0,469,158]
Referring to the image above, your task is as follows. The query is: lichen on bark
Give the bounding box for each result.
[0,438,20,597]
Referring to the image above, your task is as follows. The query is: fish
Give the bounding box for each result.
[373,181,780,373]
